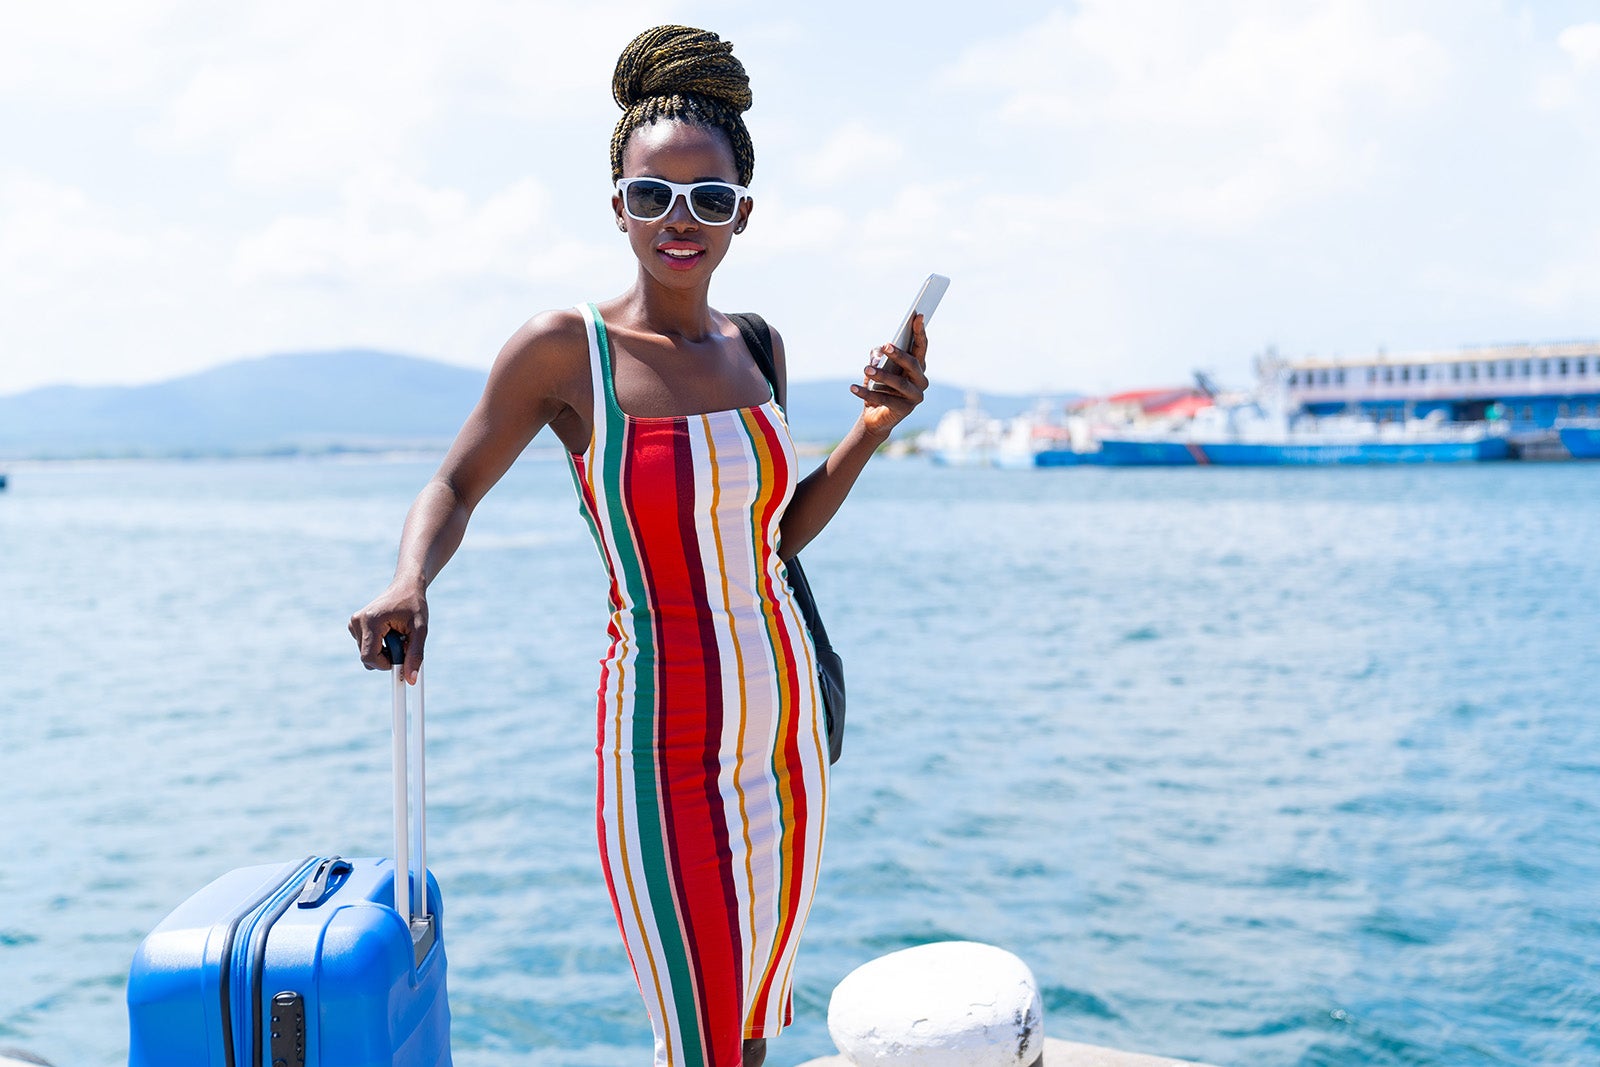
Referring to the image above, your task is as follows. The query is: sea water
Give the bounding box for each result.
[1,455,1597,1066]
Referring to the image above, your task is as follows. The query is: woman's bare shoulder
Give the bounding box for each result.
[497,307,589,371]
[461,307,594,443]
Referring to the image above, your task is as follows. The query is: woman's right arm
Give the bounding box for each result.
[348,310,585,682]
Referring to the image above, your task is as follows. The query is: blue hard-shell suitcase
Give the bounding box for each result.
[128,637,450,1066]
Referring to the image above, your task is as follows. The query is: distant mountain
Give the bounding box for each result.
[0,350,488,458]
[0,350,1068,459]
[785,379,1055,446]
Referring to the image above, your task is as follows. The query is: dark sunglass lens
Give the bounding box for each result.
[691,184,738,223]
[626,180,673,219]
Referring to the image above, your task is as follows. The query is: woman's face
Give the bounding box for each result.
[614,120,753,290]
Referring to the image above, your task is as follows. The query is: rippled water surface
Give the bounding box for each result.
[3,456,1598,1066]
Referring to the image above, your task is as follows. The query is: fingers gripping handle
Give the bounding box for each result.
[383,633,429,927]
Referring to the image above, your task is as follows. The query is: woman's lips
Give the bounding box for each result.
[657,243,704,270]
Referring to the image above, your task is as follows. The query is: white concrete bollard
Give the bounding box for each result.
[827,941,1045,1067]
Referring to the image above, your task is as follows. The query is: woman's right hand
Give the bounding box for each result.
[343,308,584,685]
[348,582,428,685]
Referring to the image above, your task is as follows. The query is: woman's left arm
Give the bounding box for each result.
[776,314,929,559]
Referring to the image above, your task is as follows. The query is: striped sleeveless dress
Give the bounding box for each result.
[565,303,829,1067]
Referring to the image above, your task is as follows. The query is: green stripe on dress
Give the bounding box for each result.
[587,303,704,1065]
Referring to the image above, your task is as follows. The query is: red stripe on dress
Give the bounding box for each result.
[621,419,705,1061]
[622,417,743,1066]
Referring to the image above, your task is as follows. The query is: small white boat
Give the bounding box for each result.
[924,391,1005,467]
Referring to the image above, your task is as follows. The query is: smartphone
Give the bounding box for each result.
[887,273,950,353]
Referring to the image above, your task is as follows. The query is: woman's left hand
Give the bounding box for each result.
[850,312,929,441]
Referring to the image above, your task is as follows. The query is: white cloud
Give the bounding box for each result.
[160,0,669,186]
[857,181,972,266]
[0,0,187,99]
[951,1,1447,128]
[233,171,562,287]
[797,121,906,186]
[1539,22,1600,113]
[0,175,152,297]
[1557,22,1600,69]
[945,0,1449,232]
[165,36,442,187]
[1510,223,1600,311]
[0,172,221,391]
[4,2,1599,397]
[737,197,849,260]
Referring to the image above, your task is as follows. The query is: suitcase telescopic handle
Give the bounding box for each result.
[382,633,429,931]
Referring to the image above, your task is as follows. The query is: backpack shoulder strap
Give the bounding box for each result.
[729,312,782,408]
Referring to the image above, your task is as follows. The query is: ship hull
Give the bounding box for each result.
[1558,427,1600,458]
[1095,441,1204,466]
[1033,449,1107,467]
[1097,437,1511,466]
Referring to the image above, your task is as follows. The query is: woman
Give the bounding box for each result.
[348,25,929,1067]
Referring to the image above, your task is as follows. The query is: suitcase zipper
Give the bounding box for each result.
[247,856,331,1067]
[218,856,318,1067]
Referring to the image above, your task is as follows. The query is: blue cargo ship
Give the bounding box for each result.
[1002,411,1512,468]
[1087,390,1514,466]
[928,339,1600,467]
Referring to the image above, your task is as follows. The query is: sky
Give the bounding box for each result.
[3,0,1599,398]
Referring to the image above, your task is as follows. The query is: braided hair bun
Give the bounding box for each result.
[610,25,755,186]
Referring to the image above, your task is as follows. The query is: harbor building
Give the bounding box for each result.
[1277,341,1600,432]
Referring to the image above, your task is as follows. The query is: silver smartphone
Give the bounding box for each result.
[888,273,950,353]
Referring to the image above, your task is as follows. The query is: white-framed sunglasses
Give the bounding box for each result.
[615,177,750,226]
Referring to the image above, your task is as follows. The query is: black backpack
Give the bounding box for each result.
[730,312,846,764]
